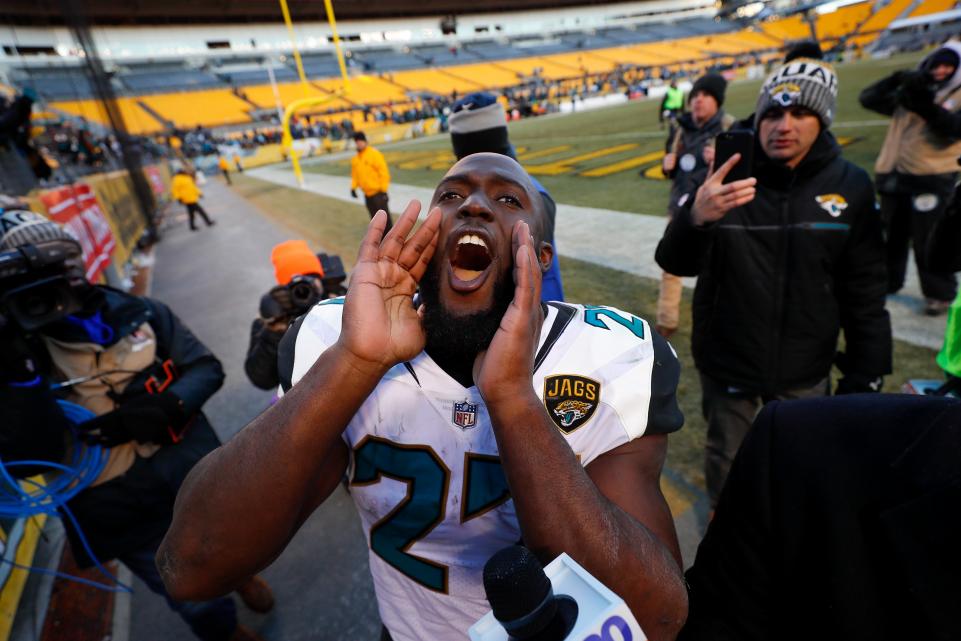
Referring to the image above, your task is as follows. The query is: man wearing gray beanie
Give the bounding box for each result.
[656,57,891,508]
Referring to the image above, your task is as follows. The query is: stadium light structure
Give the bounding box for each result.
[279,0,352,188]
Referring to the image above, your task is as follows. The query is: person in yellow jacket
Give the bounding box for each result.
[217,156,231,185]
[349,132,392,231]
[171,168,215,231]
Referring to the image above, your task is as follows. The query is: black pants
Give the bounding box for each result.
[700,372,829,508]
[221,169,231,185]
[881,189,957,302]
[186,203,213,230]
[364,192,393,232]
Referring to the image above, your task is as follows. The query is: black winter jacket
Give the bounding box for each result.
[655,126,892,393]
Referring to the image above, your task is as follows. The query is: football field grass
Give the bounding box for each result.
[304,51,926,216]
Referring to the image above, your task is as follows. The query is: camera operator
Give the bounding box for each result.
[245,240,328,390]
[0,209,271,641]
[656,56,891,510]
[860,41,961,316]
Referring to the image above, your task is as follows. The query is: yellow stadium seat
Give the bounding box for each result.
[909,0,957,17]
[816,2,874,39]
[761,15,813,41]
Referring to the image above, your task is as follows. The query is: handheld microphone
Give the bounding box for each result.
[471,548,646,641]
[482,545,579,640]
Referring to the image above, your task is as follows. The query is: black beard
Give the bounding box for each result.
[419,261,515,386]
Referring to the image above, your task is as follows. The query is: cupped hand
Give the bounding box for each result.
[691,153,756,226]
[473,221,543,404]
[338,200,441,372]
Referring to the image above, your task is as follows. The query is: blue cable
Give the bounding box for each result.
[0,401,132,593]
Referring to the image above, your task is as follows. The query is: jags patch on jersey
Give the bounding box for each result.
[815,193,848,218]
[543,374,600,433]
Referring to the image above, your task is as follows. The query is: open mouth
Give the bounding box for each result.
[448,231,494,291]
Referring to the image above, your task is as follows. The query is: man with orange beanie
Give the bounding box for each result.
[244,240,325,390]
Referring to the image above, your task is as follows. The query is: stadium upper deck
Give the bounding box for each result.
[1,0,953,134]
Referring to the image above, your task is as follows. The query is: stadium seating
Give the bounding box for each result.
[909,0,958,17]
[139,90,251,128]
[855,0,915,40]
[311,76,408,106]
[760,15,814,41]
[52,98,160,135]
[815,2,874,40]
[390,69,484,94]
[36,6,916,134]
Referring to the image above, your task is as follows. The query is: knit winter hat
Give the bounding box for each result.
[689,73,727,107]
[449,92,513,160]
[755,57,838,128]
[271,240,322,285]
[0,209,80,252]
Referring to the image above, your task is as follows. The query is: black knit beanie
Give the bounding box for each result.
[449,93,513,160]
[689,73,727,107]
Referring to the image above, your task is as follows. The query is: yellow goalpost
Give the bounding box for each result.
[278,0,352,187]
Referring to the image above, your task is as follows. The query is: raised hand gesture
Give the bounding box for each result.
[691,153,757,226]
[474,221,543,405]
[338,201,441,373]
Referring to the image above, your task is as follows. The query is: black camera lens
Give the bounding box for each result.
[289,281,315,306]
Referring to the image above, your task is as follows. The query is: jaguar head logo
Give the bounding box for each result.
[815,194,848,218]
[553,400,593,429]
[769,82,802,108]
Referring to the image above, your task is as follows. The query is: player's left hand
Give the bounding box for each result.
[473,221,543,405]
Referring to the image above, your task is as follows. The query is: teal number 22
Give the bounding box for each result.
[351,437,510,593]
[583,305,645,339]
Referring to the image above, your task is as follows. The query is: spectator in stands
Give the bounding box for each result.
[218,156,232,185]
[656,73,733,339]
[349,131,392,232]
[171,168,216,231]
[679,393,961,641]
[860,41,961,316]
[448,92,564,302]
[655,56,891,509]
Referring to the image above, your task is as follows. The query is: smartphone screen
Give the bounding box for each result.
[714,130,755,184]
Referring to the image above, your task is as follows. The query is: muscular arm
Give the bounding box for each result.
[158,203,441,600]
[488,400,687,641]
[478,223,686,640]
[157,343,377,600]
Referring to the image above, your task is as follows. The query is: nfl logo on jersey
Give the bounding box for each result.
[452,400,478,429]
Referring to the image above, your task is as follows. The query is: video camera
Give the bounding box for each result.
[0,238,85,332]
[259,253,347,321]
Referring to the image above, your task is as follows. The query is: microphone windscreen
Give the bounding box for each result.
[483,545,552,623]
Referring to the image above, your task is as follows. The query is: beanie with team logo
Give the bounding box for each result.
[754,57,838,128]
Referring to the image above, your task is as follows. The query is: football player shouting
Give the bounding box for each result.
[158,153,688,640]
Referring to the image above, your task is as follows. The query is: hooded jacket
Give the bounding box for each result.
[655,122,892,393]
[861,41,961,185]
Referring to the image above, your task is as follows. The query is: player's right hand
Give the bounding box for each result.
[338,200,440,373]
[350,189,358,199]
[691,153,756,226]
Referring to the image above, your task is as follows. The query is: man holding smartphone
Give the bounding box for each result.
[655,57,891,508]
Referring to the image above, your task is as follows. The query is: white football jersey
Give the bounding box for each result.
[284,298,682,640]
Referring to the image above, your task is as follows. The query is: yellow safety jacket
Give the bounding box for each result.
[171,173,201,204]
[351,146,390,197]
